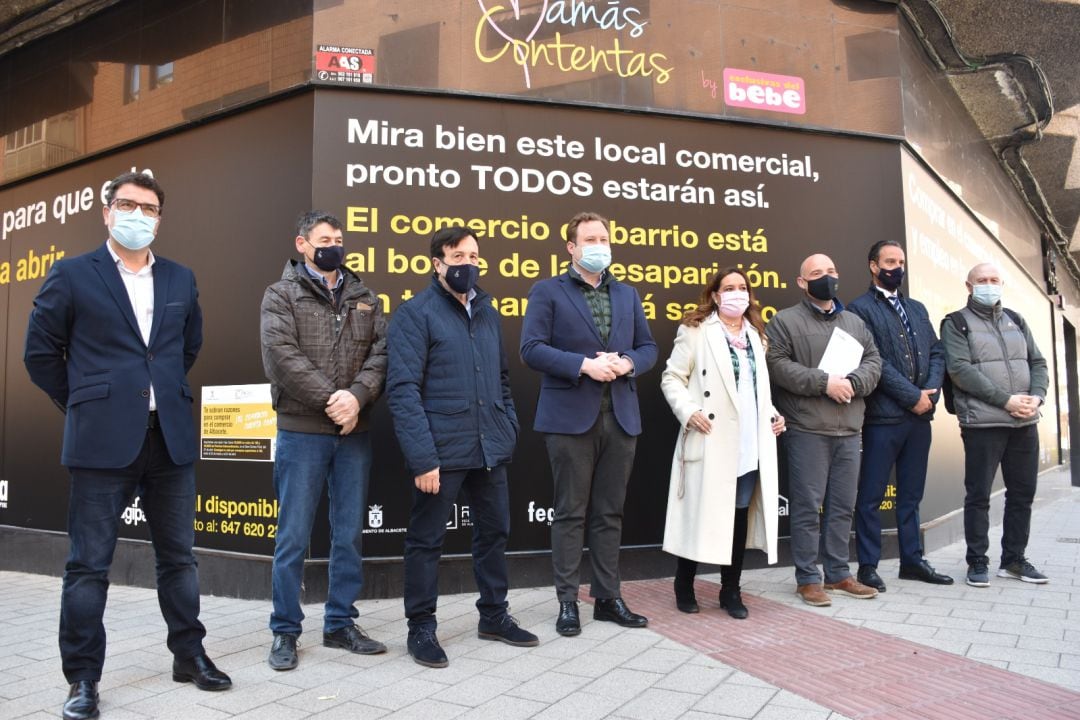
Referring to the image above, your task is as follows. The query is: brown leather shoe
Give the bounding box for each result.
[796,583,831,606]
[824,576,878,599]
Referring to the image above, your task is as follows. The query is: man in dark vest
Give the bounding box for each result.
[942,262,1049,588]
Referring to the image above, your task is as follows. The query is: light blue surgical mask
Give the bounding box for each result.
[577,244,611,273]
[110,209,157,250]
[972,283,1002,306]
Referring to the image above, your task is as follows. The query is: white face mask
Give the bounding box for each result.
[577,244,611,273]
[110,209,157,250]
[972,283,1002,306]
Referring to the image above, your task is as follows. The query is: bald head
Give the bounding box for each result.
[967,262,1001,286]
[800,254,836,279]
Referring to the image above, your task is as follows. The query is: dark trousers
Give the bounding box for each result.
[61,425,205,682]
[546,411,637,602]
[403,465,510,630]
[855,418,932,568]
[544,410,635,604]
[784,429,861,586]
[675,506,749,592]
[961,424,1039,567]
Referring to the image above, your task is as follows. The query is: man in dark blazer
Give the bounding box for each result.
[24,172,231,720]
[520,211,658,637]
[847,240,952,592]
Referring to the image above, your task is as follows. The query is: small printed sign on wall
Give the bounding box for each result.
[723,68,806,115]
[315,44,376,84]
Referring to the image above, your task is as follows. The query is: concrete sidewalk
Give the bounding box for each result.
[2,469,1077,719]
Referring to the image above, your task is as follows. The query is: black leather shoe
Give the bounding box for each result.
[719,588,748,619]
[172,654,232,691]
[63,680,99,720]
[857,565,887,593]
[323,624,387,655]
[593,598,648,628]
[268,633,298,671]
[899,559,954,585]
[556,601,581,636]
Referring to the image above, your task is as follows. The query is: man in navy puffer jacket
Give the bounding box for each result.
[848,240,953,592]
[387,227,538,669]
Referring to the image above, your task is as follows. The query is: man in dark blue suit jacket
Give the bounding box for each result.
[520,211,658,637]
[24,172,231,720]
[847,240,952,592]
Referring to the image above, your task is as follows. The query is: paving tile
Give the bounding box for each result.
[530,689,623,720]
[504,670,593,703]
[354,676,448,710]
[613,687,700,719]
[464,694,548,720]
[654,661,733,694]
[581,667,664,701]
[428,674,520,707]
[967,643,1062,667]
[692,683,777,718]
[620,647,695,674]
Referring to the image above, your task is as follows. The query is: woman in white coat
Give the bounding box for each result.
[661,267,785,618]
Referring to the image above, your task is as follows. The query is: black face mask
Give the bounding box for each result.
[443,263,480,294]
[805,274,839,301]
[876,266,904,291]
[310,244,345,272]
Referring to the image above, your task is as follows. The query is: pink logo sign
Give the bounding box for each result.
[723,68,805,115]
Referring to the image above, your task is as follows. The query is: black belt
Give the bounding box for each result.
[147,411,159,429]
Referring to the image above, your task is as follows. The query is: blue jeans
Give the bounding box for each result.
[403,465,510,631]
[855,418,932,567]
[61,426,205,682]
[270,429,372,636]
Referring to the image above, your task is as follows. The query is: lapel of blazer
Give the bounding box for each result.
[607,280,627,349]
[90,244,143,342]
[557,274,603,344]
[703,314,739,409]
[147,257,171,349]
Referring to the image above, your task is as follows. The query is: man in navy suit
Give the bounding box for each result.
[25,172,231,720]
[520,211,658,636]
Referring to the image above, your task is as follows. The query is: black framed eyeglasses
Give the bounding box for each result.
[111,198,161,218]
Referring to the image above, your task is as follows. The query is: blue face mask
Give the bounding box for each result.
[972,283,1002,306]
[110,209,157,250]
[577,244,611,273]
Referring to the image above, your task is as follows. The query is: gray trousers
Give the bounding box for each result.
[783,428,860,586]
[546,410,637,602]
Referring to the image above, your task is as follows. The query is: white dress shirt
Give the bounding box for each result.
[106,241,156,410]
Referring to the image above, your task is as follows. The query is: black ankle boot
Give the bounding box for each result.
[719,586,748,619]
[719,508,749,618]
[673,556,699,613]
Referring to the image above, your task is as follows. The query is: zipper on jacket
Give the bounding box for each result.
[990,315,1018,392]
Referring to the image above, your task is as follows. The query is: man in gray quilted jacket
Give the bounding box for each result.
[941,262,1049,588]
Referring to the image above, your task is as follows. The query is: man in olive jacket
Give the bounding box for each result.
[766,253,882,608]
[260,211,388,671]
[942,262,1049,588]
